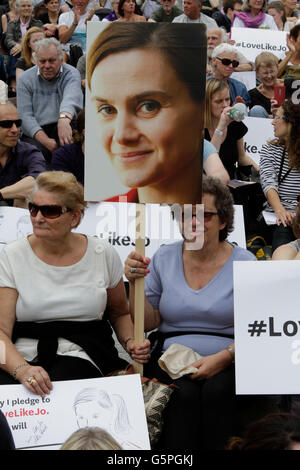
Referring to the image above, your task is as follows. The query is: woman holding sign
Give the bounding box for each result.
[87,22,209,204]
[0,171,150,397]
[124,177,276,450]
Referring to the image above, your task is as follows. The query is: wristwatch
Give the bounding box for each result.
[59,113,72,120]
[214,128,223,136]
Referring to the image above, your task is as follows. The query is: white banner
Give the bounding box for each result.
[0,375,150,450]
[234,260,300,395]
[231,27,288,62]
[231,71,256,91]
[243,116,274,166]
[0,204,246,259]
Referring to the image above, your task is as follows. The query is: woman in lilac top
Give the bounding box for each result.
[125,176,277,450]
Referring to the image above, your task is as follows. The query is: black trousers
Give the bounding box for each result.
[0,355,102,386]
[145,359,279,451]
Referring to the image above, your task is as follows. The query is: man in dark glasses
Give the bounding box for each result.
[210,43,251,107]
[16,37,83,164]
[0,102,46,207]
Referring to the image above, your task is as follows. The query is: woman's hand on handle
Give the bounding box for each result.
[124,251,150,283]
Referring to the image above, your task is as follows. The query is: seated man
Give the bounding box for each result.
[207,27,253,72]
[210,43,251,106]
[149,0,183,22]
[173,0,218,29]
[0,101,46,207]
[16,37,83,163]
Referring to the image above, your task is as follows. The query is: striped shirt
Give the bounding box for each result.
[260,142,300,212]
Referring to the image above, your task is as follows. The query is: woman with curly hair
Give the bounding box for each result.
[259,100,300,252]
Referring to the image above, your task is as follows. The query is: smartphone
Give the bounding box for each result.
[274,85,286,106]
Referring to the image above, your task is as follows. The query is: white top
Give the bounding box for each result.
[0,236,123,364]
[232,13,278,30]
[172,12,218,29]
[58,11,100,52]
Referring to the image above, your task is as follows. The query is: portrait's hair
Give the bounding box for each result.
[266,1,287,24]
[242,0,267,12]
[202,176,234,241]
[289,24,300,42]
[73,388,131,436]
[33,37,64,61]
[87,22,207,104]
[21,26,45,68]
[205,78,229,129]
[254,51,278,71]
[226,413,300,450]
[60,427,123,450]
[73,108,85,144]
[29,171,87,223]
[223,0,243,13]
[269,100,300,169]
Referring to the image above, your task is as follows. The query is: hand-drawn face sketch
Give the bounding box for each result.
[73,387,142,449]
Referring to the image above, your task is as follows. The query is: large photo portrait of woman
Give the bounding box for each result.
[85,22,207,205]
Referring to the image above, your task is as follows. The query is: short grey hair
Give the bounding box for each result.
[16,0,34,7]
[211,43,238,59]
[33,37,64,61]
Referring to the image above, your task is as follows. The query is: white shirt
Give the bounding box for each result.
[58,10,99,52]
[232,13,278,30]
[172,12,218,29]
[0,236,123,365]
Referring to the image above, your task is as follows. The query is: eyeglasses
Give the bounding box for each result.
[273,115,285,121]
[28,202,72,219]
[0,119,22,128]
[216,57,239,68]
[204,211,219,221]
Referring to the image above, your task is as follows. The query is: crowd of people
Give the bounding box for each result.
[0,0,300,453]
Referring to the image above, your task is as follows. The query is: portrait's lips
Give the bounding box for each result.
[116,150,153,163]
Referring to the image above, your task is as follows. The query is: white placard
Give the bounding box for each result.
[0,375,150,450]
[231,71,256,91]
[231,27,288,62]
[243,116,274,166]
[234,260,300,395]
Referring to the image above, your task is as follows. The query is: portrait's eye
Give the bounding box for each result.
[138,100,161,116]
[97,104,116,117]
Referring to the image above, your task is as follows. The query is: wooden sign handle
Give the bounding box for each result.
[133,203,145,375]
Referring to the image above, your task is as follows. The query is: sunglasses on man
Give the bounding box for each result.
[216,57,239,68]
[28,202,72,219]
[0,119,22,128]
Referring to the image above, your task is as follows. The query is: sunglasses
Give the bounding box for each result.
[0,119,22,128]
[216,57,239,68]
[28,202,72,219]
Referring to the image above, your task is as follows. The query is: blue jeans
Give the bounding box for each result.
[248,105,269,118]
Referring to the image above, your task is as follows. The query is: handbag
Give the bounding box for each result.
[110,364,177,448]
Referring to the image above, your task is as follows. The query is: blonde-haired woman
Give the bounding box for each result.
[61,427,122,450]
[204,78,259,180]
[0,171,150,396]
[248,52,281,118]
[15,26,45,83]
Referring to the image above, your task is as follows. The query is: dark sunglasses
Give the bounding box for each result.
[216,57,239,68]
[28,202,72,219]
[0,119,22,128]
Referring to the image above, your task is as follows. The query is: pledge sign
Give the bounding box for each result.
[231,27,288,62]
[234,260,300,395]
